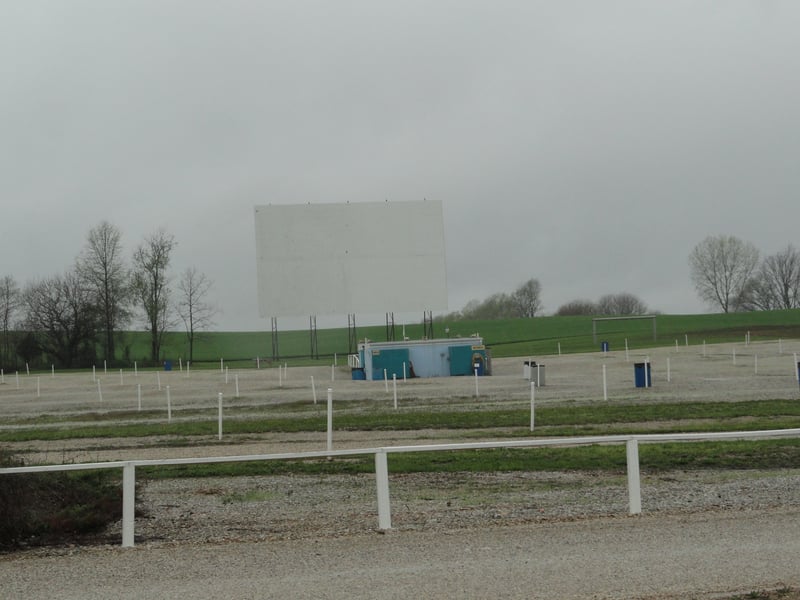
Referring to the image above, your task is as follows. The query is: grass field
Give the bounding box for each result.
[116,309,800,367]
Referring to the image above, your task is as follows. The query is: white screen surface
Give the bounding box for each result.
[254,201,447,317]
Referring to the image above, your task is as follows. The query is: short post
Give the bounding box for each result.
[403,362,407,382]
[474,368,479,398]
[97,379,103,402]
[225,366,229,384]
[645,357,650,387]
[685,334,688,347]
[235,374,240,398]
[675,339,678,352]
[625,338,629,362]
[256,356,261,369]
[375,450,392,530]
[558,342,561,356]
[667,357,671,383]
[104,360,107,374]
[122,463,136,547]
[626,439,642,514]
[134,361,138,376]
[157,371,161,391]
[327,388,333,452]
[137,383,142,411]
[602,364,608,401]
[220,358,224,373]
[733,348,736,366]
[529,382,535,431]
[92,365,96,383]
[279,366,283,387]
[795,354,799,381]
[166,385,172,422]
[754,354,758,375]
[179,357,183,372]
[218,392,223,440]
[311,376,317,404]
[392,374,398,408]
[51,364,54,378]
[331,364,335,382]
[384,369,389,392]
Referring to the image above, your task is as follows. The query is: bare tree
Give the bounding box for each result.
[596,293,648,316]
[744,245,800,311]
[555,300,598,316]
[512,279,543,318]
[177,267,217,363]
[76,221,131,365]
[0,275,20,368]
[132,229,175,364]
[22,271,98,368]
[689,235,760,313]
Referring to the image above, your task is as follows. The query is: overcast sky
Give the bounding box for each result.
[2,1,800,331]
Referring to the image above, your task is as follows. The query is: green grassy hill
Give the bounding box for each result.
[120,309,800,368]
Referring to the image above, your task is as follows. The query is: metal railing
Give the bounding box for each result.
[3,428,800,548]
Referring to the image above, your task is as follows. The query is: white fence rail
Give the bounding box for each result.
[3,428,800,548]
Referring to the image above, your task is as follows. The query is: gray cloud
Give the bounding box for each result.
[2,1,800,329]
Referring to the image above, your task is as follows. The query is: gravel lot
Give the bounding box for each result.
[3,341,800,598]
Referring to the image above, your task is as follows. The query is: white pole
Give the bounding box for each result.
[334,353,338,367]
[186,361,190,377]
[474,368,479,398]
[326,388,333,452]
[36,376,40,398]
[746,331,750,345]
[166,385,172,422]
[667,357,671,383]
[795,354,799,381]
[122,463,135,548]
[97,379,103,402]
[92,365,96,383]
[375,451,392,530]
[331,364,335,382]
[625,339,629,362]
[225,366,229,384]
[403,362,407,382]
[235,373,240,398]
[104,360,107,374]
[157,371,161,391]
[120,369,124,386]
[685,334,688,347]
[218,392,223,440]
[645,357,650,387]
[675,339,678,352]
[558,342,561,356]
[733,348,736,366]
[393,374,398,408]
[179,357,183,372]
[137,383,142,411]
[530,382,535,431]
[15,371,19,390]
[220,358,224,373]
[311,376,317,404]
[384,370,389,392]
[26,362,30,376]
[279,366,283,387]
[284,362,288,379]
[602,364,608,402]
[1,369,4,384]
[134,361,138,377]
[51,364,55,378]
[626,439,642,514]
[257,356,261,369]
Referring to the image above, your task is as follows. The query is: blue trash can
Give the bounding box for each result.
[601,341,609,352]
[164,360,172,372]
[634,362,652,388]
[351,368,366,380]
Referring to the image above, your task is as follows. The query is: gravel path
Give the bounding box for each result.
[2,506,799,599]
[3,468,800,598]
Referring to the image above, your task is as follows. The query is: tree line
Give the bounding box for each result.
[440,235,799,322]
[689,235,800,313]
[0,222,215,370]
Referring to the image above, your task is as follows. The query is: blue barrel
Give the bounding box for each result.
[601,341,609,352]
[634,362,652,388]
[164,360,172,371]
[351,368,366,380]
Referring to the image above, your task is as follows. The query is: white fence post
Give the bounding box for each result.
[122,463,136,547]
[327,388,333,452]
[375,450,392,530]
[626,439,642,515]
